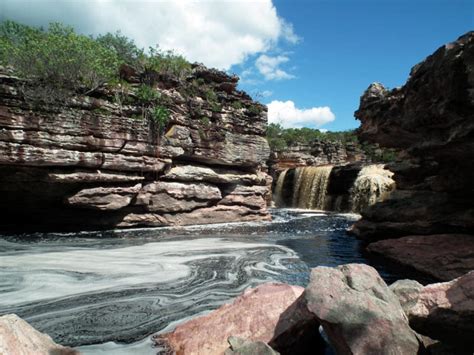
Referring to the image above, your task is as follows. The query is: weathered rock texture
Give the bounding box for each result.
[269,141,368,173]
[0,314,77,355]
[154,283,324,355]
[368,234,474,281]
[0,64,271,231]
[352,32,474,278]
[390,271,474,351]
[305,264,421,355]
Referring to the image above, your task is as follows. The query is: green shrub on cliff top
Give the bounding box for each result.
[0,20,192,102]
[0,21,119,99]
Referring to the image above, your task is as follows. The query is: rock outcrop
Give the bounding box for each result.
[154,283,324,355]
[305,264,421,354]
[352,32,474,278]
[390,271,474,351]
[0,314,77,355]
[0,64,271,231]
[368,234,474,281]
[269,141,368,173]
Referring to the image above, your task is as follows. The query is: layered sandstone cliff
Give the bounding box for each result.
[0,65,271,232]
[352,32,474,280]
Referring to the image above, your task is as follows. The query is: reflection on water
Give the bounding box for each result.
[0,209,422,354]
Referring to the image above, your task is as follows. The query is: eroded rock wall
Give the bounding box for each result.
[0,65,271,232]
[352,32,474,280]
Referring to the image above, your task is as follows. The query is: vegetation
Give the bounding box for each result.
[266,123,397,163]
[0,20,191,102]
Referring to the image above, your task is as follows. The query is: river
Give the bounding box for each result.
[0,209,427,354]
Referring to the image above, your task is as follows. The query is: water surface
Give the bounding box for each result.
[0,209,420,354]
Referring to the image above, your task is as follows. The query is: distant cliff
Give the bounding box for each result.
[0,64,272,232]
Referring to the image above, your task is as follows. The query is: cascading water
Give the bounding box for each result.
[273,163,395,212]
[349,164,395,212]
[276,166,333,210]
[273,168,288,207]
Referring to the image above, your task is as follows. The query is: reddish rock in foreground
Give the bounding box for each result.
[392,271,474,351]
[367,234,474,281]
[0,314,77,355]
[305,264,421,355]
[154,283,322,355]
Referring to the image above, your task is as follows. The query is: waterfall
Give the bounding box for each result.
[274,169,288,207]
[350,164,395,212]
[293,166,333,210]
[273,163,394,212]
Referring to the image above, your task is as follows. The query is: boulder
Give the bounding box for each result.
[225,337,279,355]
[391,272,474,350]
[305,264,421,354]
[0,314,77,355]
[153,283,322,355]
[367,234,474,281]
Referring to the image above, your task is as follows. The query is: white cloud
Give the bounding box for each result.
[261,90,273,98]
[255,54,294,80]
[267,100,335,128]
[0,0,299,70]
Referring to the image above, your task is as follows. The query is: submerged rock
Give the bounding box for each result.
[305,264,421,354]
[0,314,77,355]
[154,282,323,355]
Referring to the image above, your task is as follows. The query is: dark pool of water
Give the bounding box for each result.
[0,209,432,353]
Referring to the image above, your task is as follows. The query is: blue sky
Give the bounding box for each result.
[235,0,473,131]
[1,0,472,131]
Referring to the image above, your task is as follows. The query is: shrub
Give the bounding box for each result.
[95,31,144,67]
[0,21,120,102]
[151,105,169,132]
[136,84,160,104]
[147,47,192,79]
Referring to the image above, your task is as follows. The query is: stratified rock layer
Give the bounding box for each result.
[0,314,77,355]
[353,31,474,279]
[0,64,271,231]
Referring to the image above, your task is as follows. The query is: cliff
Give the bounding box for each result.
[269,140,368,173]
[0,64,272,232]
[352,32,474,280]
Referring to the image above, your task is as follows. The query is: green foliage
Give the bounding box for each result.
[247,104,262,115]
[151,105,169,132]
[136,84,161,104]
[95,31,144,67]
[231,101,243,110]
[147,47,192,79]
[200,116,210,126]
[0,21,119,102]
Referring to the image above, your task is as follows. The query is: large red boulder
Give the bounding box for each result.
[153,282,322,355]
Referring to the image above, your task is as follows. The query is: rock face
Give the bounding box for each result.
[305,264,421,354]
[367,234,474,281]
[269,141,368,173]
[154,283,323,355]
[390,272,474,351]
[0,314,77,355]
[352,32,474,278]
[0,64,271,231]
